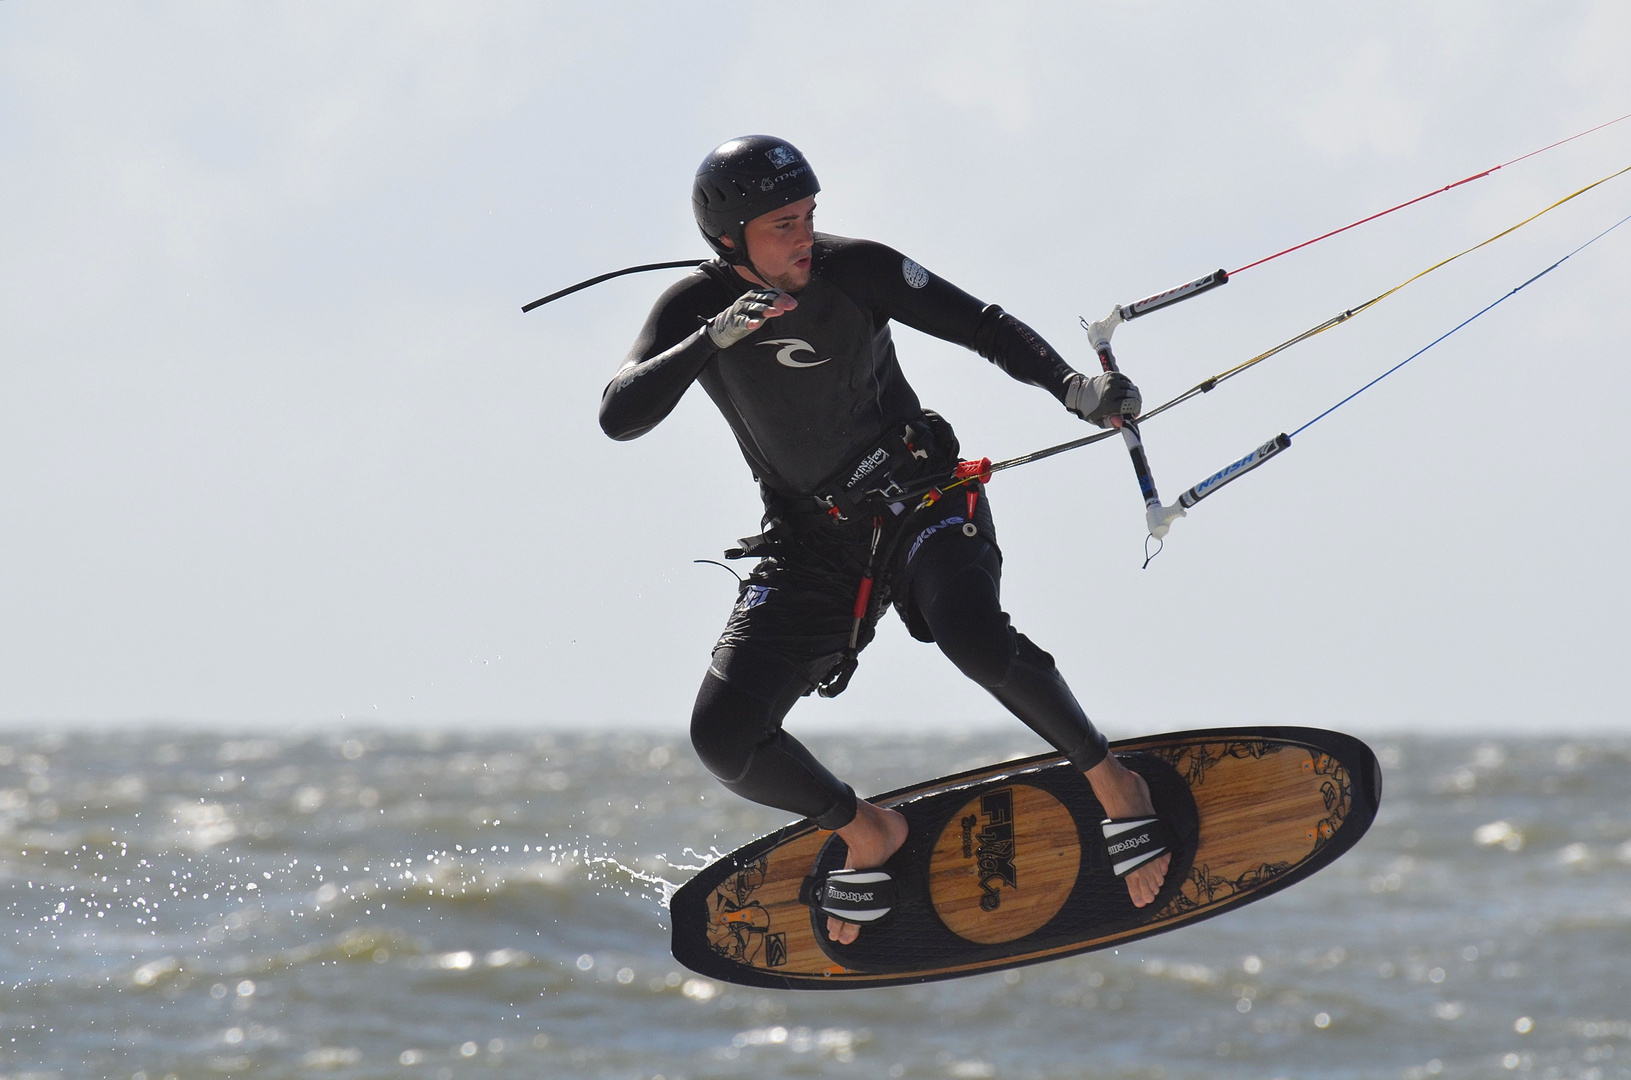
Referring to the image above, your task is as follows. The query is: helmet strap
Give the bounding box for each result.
[744,254,777,290]
[723,229,778,291]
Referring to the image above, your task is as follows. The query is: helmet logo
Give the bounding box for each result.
[759,338,830,369]
[758,178,776,191]
[765,145,798,168]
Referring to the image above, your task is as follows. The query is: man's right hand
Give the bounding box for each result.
[705,288,797,349]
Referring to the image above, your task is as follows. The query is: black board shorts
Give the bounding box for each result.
[713,485,1000,691]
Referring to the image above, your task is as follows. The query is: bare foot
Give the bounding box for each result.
[826,800,908,944]
[1084,754,1172,908]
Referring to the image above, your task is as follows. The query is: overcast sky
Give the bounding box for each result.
[2,2,1628,738]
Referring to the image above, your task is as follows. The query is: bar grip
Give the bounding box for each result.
[1118,268,1229,321]
[1177,433,1291,509]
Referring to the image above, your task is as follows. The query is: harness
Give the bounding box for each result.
[720,412,1001,699]
[811,455,995,697]
[726,412,959,555]
[812,415,938,521]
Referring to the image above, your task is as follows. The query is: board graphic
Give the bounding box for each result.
[670,726,1380,990]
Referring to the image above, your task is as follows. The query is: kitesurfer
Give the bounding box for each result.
[599,136,1171,943]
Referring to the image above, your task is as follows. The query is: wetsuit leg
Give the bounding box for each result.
[689,644,858,829]
[910,533,1109,771]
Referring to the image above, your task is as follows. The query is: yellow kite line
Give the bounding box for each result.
[1135,162,1631,425]
[986,160,1631,476]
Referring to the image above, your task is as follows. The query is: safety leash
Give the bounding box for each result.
[816,516,884,699]
[522,259,700,312]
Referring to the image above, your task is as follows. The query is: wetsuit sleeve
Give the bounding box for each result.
[969,306,1081,405]
[824,237,1082,403]
[599,273,729,441]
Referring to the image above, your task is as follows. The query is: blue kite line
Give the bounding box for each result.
[1291,209,1631,439]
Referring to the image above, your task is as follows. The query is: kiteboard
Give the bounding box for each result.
[670,725,1380,990]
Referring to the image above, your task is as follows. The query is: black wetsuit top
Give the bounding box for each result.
[600,234,1081,502]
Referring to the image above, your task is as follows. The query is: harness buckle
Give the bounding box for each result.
[723,517,789,559]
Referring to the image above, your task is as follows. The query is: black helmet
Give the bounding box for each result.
[692,136,820,264]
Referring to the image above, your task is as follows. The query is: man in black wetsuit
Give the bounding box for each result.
[600,136,1170,944]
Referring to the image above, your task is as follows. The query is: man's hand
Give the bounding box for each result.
[705,288,797,349]
[1065,371,1142,428]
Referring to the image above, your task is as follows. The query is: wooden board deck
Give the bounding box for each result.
[670,726,1380,990]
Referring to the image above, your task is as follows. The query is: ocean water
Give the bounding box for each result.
[1,728,1628,1080]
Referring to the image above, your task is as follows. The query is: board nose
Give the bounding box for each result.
[1362,745,1383,807]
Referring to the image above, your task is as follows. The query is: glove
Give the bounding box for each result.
[706,288,792,349]
[1065,371,1142,427]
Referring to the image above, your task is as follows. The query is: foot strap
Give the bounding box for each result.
[799,868,897,924]
[1101,816,1177,878]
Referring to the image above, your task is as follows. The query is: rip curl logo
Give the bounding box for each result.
[907,515,965,563]
[975,789,1017,911]
[902,258,929,288]
[765,145,798,169]
[736,585,772,612]
[758,338,830,369]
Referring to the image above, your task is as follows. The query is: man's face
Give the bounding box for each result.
[734,195,816,292]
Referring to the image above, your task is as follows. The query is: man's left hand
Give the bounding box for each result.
[1065,371,1142,428]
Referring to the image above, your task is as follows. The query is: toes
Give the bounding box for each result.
[826,916,860,944]
[1126,853,1173,908]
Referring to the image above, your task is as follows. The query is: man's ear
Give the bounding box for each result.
[720,235,735,250]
